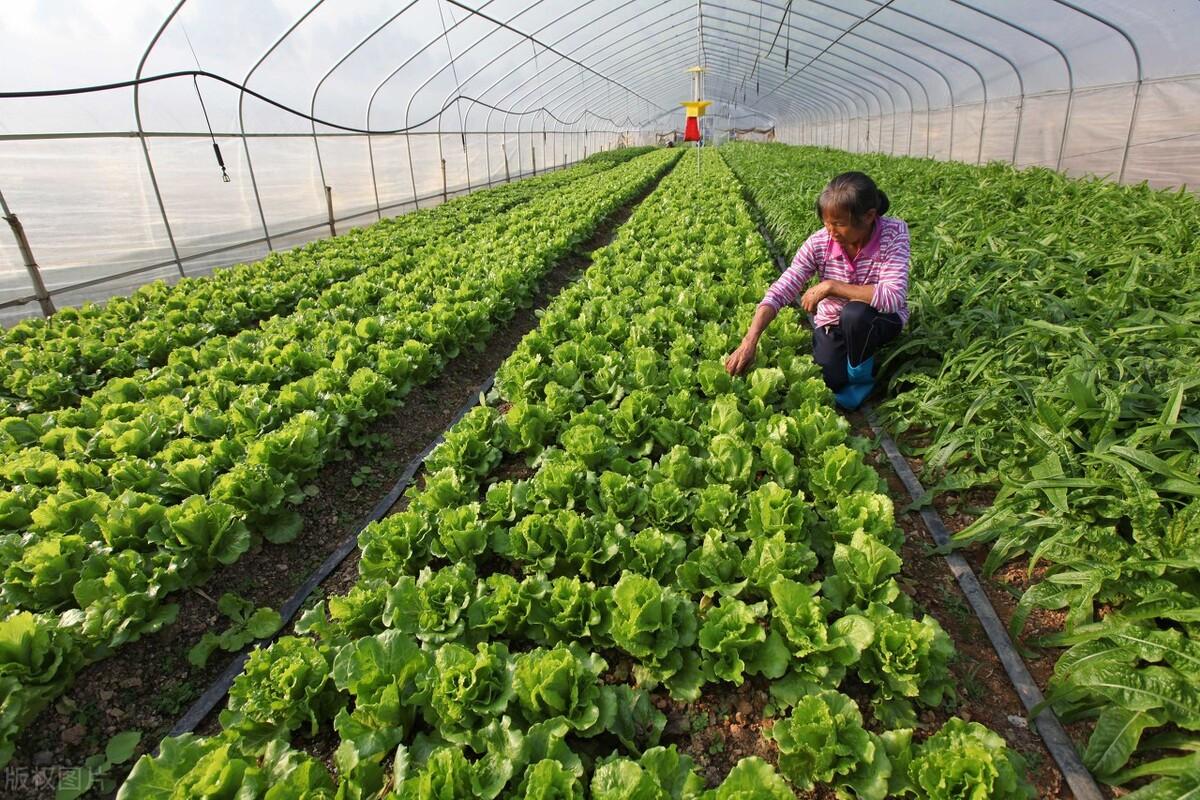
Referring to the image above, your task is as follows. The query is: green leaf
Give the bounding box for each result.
[105,730,143,765]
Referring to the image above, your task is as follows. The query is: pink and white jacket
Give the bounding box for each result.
[759,216,911,329]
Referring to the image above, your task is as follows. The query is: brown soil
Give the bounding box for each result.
[4,171,669,800]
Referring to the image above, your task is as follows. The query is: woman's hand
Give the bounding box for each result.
[725,337,758,376]
[801,280,833,314]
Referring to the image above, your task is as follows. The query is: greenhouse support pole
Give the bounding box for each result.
[1119,80,1142,183]
[325,186,336,237]
[1048,1,1141,181]
[133,1,186,279]
[531,142,537,176]
[503,145,511,183]
[441,159,448,203]
[0,189,55,317]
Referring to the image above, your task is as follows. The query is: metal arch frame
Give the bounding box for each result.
[309,1,419,224]
[801,0,984,163]
[497,7,880,153]
[492,24,739,140]
[697,28,879,151]
[468,3,699,167]
[445,0,666,111]
[864,0,1021,165]
[528,29,847,152]
[734,0,931,154]
[435,0,473,192]
[451,0,844,151]
[696,17,908,154]
[494,7,697,123]
[899,1,1032,164]
[950,0,1071,167]
[133,0,187,278]
[401,0,506,209]
[748,0,971,160]
[239,1,327,250]
[738,0,951,158]
[394,0,656,208]
[1050,0,1143,182]
[487,6,681,153]
[359,0,503,213]
[697,10,896,150]
[705,5,904,151]
[446,0,668,181]
[804,6,950,157]
[456,1,643,177]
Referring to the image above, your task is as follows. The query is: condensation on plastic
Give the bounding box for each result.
[2,0,1198,322]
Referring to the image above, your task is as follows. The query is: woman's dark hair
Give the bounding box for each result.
[815,171,889,223]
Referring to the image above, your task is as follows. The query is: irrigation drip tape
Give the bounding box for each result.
[163,374,497,746]
[862,403,1105,800]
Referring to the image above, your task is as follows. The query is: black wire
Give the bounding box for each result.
[0,70,627,134]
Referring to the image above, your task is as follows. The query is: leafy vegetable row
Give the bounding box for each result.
[0,147,656,415]
[118,150,1034,799]
[721,140,1200,796]
[0,148,680,769]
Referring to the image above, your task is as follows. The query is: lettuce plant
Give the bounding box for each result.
[698,596,786,684]
[422,641,515,749]
[620,527,687,583]
[768,689,890,799]
[746,481,809,539]
[807,444,884,499]
[383,564,474,644]
[904,717,1035,800]
[821,531,905,612]
[675,532,747,597]
[357,510,433,583]
[704,757,793,799]
[742,532,817,596]
[524,576,612,648]
[515,758,585,799]
[608,572,701,699]
[590,746,704,800]
[331,630,428,781]
[468,573,529,640]
[0,611,82,766]
[857,604,956,725]
[118,734,335,800]
[218,636,341,748]
[512,646,606,734]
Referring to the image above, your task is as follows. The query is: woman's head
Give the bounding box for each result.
[815,171,889,245]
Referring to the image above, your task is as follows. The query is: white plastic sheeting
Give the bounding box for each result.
[2,0,1198,323]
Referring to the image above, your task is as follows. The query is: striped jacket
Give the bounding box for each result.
[760,216,911,329]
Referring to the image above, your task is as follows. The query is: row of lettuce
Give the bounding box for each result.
[0,147,655,416]
[117,150,1036,798]
[721,141,1200,797]
[0,148,681,767]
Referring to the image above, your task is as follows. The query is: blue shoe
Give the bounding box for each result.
[846,355,875,385]
[834,379,874,410]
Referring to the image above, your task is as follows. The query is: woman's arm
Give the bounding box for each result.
[801,279,875,312]
[725,304,777,375]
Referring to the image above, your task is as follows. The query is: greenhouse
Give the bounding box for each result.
[0,1,1198,798]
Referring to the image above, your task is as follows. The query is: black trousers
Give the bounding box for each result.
[812,301,903,391]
